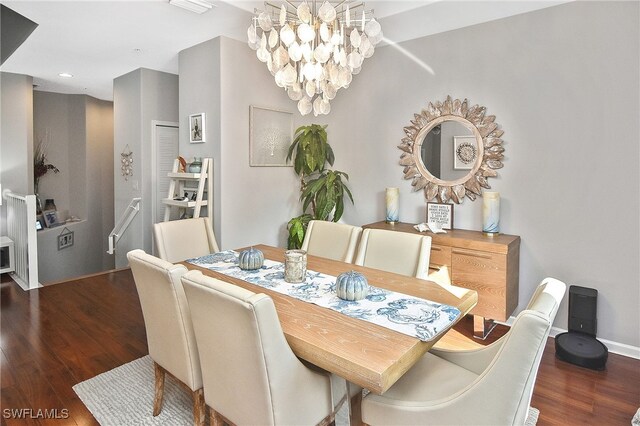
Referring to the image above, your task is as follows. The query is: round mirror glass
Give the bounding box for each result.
[420,121,478,181]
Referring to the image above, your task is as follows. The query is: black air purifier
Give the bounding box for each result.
[555,285,608,370]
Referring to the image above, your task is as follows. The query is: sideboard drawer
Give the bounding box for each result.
[430,244,451,268]
[451,248,508,320]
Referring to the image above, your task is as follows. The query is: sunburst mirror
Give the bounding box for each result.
[398,96,505,203]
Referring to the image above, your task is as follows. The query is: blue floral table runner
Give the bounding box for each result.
[187,251,461,342]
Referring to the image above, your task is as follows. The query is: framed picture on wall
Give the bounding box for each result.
[57,227,74,250]
[189,113,206,143]
[453,135,478,170]
[249,105,293,167]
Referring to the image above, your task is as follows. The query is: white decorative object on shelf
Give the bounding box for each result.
[482,191,500,235]
[247,1,383,116]
[385,187,399,223]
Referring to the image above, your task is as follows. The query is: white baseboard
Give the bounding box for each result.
[499,316,640,360]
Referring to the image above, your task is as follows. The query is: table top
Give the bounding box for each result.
[181,244,477,394]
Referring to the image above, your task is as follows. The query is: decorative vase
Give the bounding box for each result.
[385,187,399,223]
[188,157,203,173]
[482,191,500,236]
[238,247,264,270]
[44,199,57,211]
[335,271,369,301]
[284,249,307,283]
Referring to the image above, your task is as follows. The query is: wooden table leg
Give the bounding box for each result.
[349,391,363,426]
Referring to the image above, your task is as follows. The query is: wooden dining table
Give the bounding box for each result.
[182,244,477,397]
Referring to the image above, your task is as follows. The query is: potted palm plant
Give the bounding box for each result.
[286,124,353,249]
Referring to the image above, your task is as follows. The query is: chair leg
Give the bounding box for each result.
[349,391,363,426]
[153,362,166,416]
[192,388,205,426]
[210,407,224,426]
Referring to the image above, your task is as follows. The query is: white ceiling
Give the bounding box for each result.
[0,1,568,101]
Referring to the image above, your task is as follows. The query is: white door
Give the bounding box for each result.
[152,122,179,226]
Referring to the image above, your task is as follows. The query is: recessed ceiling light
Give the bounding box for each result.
[59,72,73,78]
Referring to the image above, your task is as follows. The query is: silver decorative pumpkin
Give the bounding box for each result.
[238,247,264,270]
[336,271,369,301]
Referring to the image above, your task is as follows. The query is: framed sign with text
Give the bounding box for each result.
[426,202,454,230]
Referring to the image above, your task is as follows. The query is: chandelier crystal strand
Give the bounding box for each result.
[248,1,382,116]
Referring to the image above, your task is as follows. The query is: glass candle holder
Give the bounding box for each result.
[482,191,500,235]
[385,187,399,223]
[284,249,307,283]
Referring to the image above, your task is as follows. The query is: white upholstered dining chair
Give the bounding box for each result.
[153,217,219,262]
[361,277,567,426]
[126,249,205,425]
[181,270,349,426]
[301,220,363,263]
[354,228,432,279]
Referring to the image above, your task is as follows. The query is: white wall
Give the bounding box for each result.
[113,68,178,267]
[320,1,639,346]
[0,72,33,234]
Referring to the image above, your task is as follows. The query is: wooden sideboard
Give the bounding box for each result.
[362,221,520,338]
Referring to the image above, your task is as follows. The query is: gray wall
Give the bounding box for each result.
[33,92,115,283]
[320,1,639,346]
[0,72,33,234]
[177,2,638,347]
[33,92,85,217]
[179,37,300,250]
[179,38,222,244]
[113,68,179,267]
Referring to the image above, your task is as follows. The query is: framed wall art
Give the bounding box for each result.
[189,113,206,143]
[453,135,478,170]
[249,105,293,167]
[426,202,454,230]
[58,227,74,250]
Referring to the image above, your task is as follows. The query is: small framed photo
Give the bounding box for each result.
[189,113,206,143]
[426,202,454,230]
[453,135,478,170]
[58,228,74,250]
[43,210,61,228]
[35,215,44,231]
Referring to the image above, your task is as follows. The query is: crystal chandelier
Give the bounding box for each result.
[248,1,383,116]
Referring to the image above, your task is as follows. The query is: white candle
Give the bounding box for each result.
[385,188,399,223]
[482,191,500,235]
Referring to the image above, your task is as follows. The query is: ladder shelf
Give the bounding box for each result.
[162,158,213,223]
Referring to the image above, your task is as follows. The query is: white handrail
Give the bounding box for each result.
[108,198,141,255]
[4,191,39,289]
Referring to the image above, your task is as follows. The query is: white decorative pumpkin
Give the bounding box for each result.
[336,271,369,301]
[238,247,264,270]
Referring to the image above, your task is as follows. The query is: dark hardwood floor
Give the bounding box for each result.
[1,271,638,425]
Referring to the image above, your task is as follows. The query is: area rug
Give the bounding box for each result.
[74,356,539,425]
[73,355,349,425]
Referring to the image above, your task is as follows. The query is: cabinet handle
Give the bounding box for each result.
[452,249,492,259]
[431,247,442,252]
